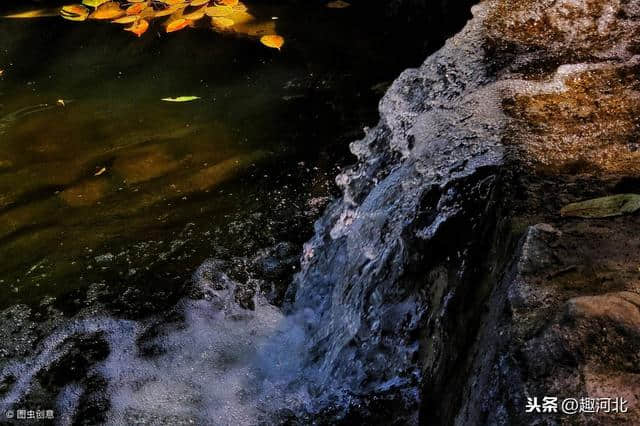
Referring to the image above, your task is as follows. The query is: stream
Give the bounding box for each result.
[0,0,470,423]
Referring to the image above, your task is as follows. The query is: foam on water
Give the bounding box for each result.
[0,260,316,424]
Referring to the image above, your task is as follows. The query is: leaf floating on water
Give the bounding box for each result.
[205,5,233,17]
[560,194,640,218]
[89,2,124,20]
[112,15,139,24]
[326,0,351,8]
[4,9,59,18]
[126,3,147,15]
[154,4,187,17]
[166,18,191,32]
[82,0,110,8]
[182,5,207,20]
[211,16,234,29]
[60,4,90,21]
[125,18,149,36]
[260,34,284,50]
[161,96,201,102]
[232,3,248,12]
[216,0,239,6]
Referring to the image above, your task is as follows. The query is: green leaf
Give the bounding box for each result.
[560,194,640,218]
[82,0,110,8]
[161,96,201,103]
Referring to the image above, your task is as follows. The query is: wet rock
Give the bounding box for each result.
[281,0,640,423]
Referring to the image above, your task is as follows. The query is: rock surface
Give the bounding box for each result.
[286,0,640,424]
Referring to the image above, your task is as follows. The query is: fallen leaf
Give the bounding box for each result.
[154,4,187,17]
[232,3,248,12]
[182,5,207,20]
[0,70,3,77]
[60,4,90,21]
[82,0,110,8]
[4,9,59,18]
[216,0,238,6]
[89,2,124,19]
[560,194,640,218]
[190,0,209,5]
[166,17,191,32]
[112,15,139,24]
[125,18,149,36]
[126,3,147,15]
[211,16,234,29]
[206,5,233,17]
[260,34,284,50]
[326,0,351,8]
[159,0,186,5]
[94,167,107,176]
[161,96,201,102]
[57,99,66,106]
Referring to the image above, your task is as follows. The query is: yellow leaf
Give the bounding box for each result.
[166,18,191,32]
[216,0,238,6]
[125,18,149,36]
[4,9,59,18]
[112,15,139,24]
[154,4,187,17]
[82,0,110,7]
[326,0,351,8]
[159,0,186,5]
[161,96,201,102]
[89,2,124,19]
[190,0,209,5]
[211,16,234,29]
[182,5,207,20]
[60,4,90,21]
[260,34,284,50]
[232,2,247,12]
[205,5,232,16]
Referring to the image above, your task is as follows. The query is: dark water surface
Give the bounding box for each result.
[0,0,425,312]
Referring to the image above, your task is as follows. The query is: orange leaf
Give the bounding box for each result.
[89,1,124,19]
[126,3,146,15]
[260,34,284,50]
[166,18,191,32]
[125,18,149,36]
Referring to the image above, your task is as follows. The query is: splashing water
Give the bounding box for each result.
[0,259,319,424]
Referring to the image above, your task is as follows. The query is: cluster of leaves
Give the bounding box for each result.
[60,0,284,48]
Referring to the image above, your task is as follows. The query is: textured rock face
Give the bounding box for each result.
[288,0,640,424]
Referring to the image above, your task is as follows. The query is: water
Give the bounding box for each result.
[0,0,453,423]
[0,0,427,313]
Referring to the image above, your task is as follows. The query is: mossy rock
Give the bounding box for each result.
[560,194,640,218]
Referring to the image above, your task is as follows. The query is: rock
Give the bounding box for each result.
[281,0,640,423]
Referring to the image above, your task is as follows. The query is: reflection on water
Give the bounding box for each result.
[0,0,425,311]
